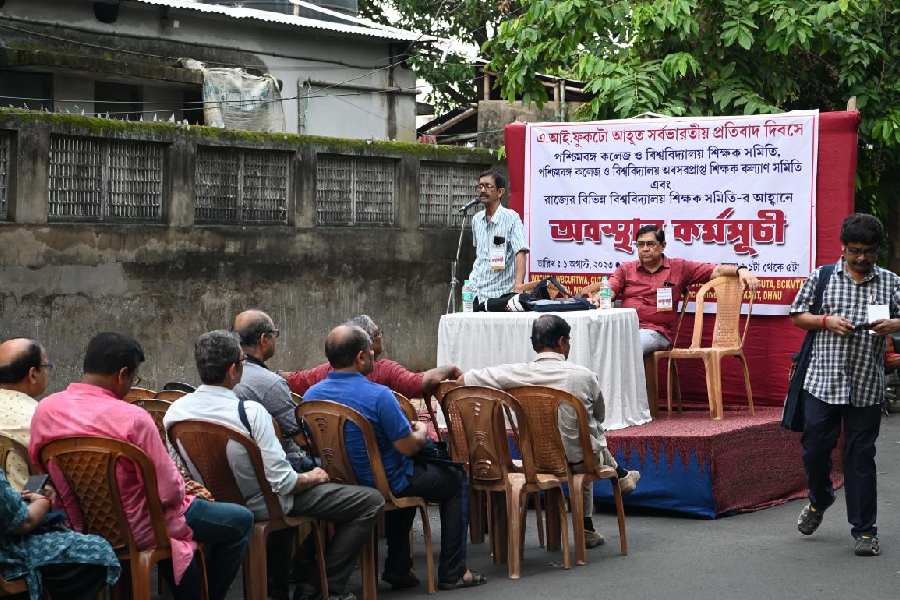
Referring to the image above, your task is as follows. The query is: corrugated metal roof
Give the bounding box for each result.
[132,0,429,42]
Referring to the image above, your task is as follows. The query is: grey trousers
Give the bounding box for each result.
[573,447,619,515]
[289,482,385,595]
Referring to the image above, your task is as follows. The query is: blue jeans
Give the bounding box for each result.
[167,499,254,600]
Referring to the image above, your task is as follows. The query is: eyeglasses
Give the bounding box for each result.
[844,246,878,258]
[265,329,280,339]
[40,363,54,370]
[373,329,383,339]
[636,241,660,248]
[132,374,142,386]
[476,183,496,191]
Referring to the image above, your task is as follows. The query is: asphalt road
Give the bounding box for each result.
[217,413,900,600]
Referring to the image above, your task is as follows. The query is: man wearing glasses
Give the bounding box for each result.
[467,169,529,311]
[578,224,759,355]
[0,337,52,489]
[790,213,900,557]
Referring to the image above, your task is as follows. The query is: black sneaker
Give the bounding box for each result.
[797,503,824,535]
[854,534,880,557]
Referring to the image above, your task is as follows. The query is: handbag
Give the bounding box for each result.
[781,264,834,432]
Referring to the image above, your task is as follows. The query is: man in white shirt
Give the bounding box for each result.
[458,315,639,548]
[0,337,51,489]
[164,330,384,600]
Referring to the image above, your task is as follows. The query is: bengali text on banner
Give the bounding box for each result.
[523,111,819,314]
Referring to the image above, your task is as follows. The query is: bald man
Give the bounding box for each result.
[0,338,51,489]
[232,310,312,473]
[305,325,486,591]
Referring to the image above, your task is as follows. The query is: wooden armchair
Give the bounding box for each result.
[296,400,435,597]
[443,386,571,579]
[38,436,209,600]
[123,387,156,403]
[665,276,754,420]
[506,386,628,565]
[167,420,328,600]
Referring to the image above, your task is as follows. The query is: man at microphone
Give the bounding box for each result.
[465,170,529,311]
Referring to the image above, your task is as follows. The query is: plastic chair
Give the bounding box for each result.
[154,390,187,402]
[123,387,156,403]
[162,382,196,394]
[0,576,26,597]
[130,398,173,444]
[38,437,209,600]
[648,288,690,416]
[0,433,31,481]
[665,276,754,420]
[166,420,329,600]
[296,400,435,597]
[443,386,571,579]
[506,386,628,565]
[393,391,418,422]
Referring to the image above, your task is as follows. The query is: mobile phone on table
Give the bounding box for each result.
[23,473,49,493]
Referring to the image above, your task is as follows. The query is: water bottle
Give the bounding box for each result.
[598,276,612,311]
[462,280,474,313]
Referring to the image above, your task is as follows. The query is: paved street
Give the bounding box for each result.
[217,413,900,600]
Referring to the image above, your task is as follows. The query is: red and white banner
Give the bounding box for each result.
[523,111,819,314]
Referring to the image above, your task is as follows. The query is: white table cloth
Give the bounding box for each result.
[437,309,651,430]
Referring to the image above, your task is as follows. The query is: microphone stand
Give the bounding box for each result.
[446,209,472,314]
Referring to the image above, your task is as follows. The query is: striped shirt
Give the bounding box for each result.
[468,204,529,302]
[790,258,900,407]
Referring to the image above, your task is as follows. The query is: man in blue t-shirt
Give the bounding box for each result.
[305,325,486,591]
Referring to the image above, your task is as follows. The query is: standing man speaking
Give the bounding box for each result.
[467,170,529,311]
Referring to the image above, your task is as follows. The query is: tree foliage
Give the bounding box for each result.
[487,0,900,219]
[358,1,522,112]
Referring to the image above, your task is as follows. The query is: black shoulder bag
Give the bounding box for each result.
[781,264,834,432]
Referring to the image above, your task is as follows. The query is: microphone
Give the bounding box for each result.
[457,197,481,213]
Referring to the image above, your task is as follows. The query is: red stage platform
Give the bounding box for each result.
[593,407,843,518]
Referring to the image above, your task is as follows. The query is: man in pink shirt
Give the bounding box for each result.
[284,315,460,399]
[579,224,759,353]
[29,332,252,600]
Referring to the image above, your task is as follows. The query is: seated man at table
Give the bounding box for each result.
[29,332,253,600]
[304,325,486,591]
[578,224,759,354]
[456,314,639,548]
[165,330,385,600]
[283,314,461,399]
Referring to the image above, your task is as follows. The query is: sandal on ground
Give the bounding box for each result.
[438,571,487,590]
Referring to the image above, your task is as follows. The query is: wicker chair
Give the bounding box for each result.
[167,420,329,600]
[296,400,435,597]
[665,276,754,420]
[443,386,571,579]
[123,387,156,403]
[506,386,628,565]
[38,437,209,600]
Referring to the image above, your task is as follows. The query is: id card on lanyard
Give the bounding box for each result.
[656,287,673,312]
[490,235,507,272]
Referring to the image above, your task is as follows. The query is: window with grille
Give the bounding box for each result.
[195,147,290,224]
[48,135,164,222]
[0,132,9,221]
[316,155,396,225]
[418,162,487,227]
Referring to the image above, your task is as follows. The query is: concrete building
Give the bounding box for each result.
[0,0,423,140]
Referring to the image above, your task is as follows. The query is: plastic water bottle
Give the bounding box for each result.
[462,280,474,313]
[598,276,612,311]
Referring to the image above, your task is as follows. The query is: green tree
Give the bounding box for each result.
[487,0,900,223]
[358,1,522,111]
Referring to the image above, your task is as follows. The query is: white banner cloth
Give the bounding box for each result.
[437,309,651,430]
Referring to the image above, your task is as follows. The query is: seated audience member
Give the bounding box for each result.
[458,314,640,548]
[29,332,253,600]
[164,331,384,600]
[233,309,312,472]
[578,224,759,354]
[0,469,120,599]
[0,338,50,489]
[304,325,486,591]
[283,315,461,399]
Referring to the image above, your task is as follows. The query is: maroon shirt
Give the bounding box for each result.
[285,359,424,399]
[609,256,715,342]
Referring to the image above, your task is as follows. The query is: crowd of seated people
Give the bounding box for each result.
[0,311,640,599]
